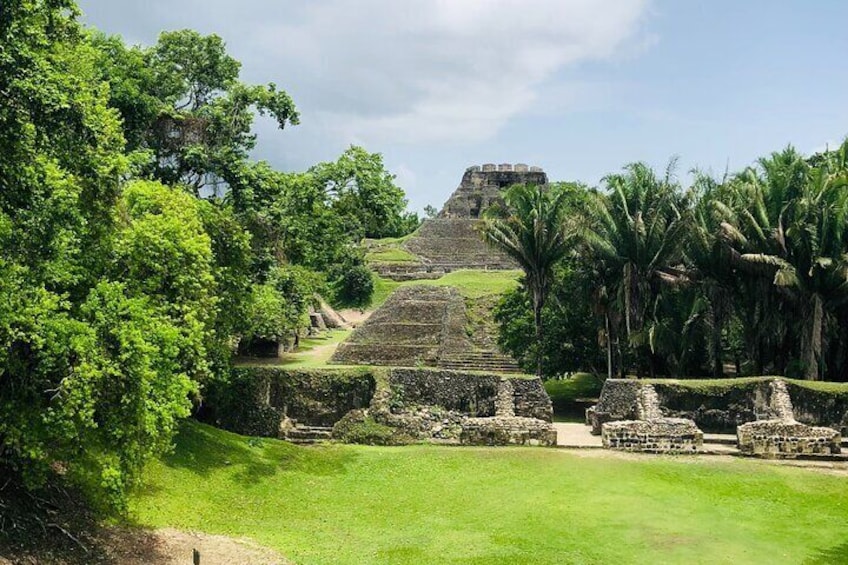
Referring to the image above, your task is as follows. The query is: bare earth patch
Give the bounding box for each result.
[1,527,289,565]
[337,308,371,327]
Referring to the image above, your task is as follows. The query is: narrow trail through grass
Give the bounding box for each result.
[131,422,848,565]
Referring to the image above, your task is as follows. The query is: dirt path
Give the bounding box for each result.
[337,308,371,327]
[1,528,289,565]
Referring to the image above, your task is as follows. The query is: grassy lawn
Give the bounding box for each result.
[131,421,848,565]
[235,329,354,369]
[365,248,420,264]
[372,269,521,308]
[544,373,604,421]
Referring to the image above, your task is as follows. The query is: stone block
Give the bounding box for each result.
[460,416,557,446]
[736,420,841,458]
[601,418,703,453]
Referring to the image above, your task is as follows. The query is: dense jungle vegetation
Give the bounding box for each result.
[490,146,848,383]
[0,0,417,510]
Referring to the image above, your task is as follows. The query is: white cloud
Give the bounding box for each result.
[79,0,652,152]
[245,0,652,144]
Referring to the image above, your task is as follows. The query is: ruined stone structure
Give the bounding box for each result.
[736,380,841,457]
[602,419,703,453]
[589,378,844,458]
[371,163,546,281]
[206,365,556,447]
[439,163,548,219]
[350,164,547,373]
[589,379,704,454]
[330,285,520,372]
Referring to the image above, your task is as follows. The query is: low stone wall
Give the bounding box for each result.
[387,368,553,422]
[204,366,555,446]
[201,367,377,436]
[587,380,658,434]
[460,416,557,447]
[737,420,841,457]
[601,419,703,454]
[592,378,848,434]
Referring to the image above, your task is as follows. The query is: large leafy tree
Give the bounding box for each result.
[311,145,419,240]
[91,29,299,193]
[481,183,573,375]
[0,1,216,508]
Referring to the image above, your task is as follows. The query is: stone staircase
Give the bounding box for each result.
[403,219,516,272]
[438,350,522,373]
[285,425,333,445]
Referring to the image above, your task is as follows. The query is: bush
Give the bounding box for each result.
[332,410,398,445]
[335,264,375,307]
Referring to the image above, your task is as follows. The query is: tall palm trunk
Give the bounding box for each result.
[532,286,544,377]
[605,313,613,380]
[801,293,824,380]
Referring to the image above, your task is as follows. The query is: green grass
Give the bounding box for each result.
[235,329,354,369]
[365,248,420,264]
[131,421,848,565]
[643,376,848,394]
[371,270,522,308]
[544,373,604,420]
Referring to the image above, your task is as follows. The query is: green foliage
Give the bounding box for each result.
[334,265,375,308]
[494,263,604,377]
[482,182,578,375]
[332,412,399,445]
[311,145,418,239]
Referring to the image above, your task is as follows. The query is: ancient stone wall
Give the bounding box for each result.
[651,379,848,433]
[439,164,548,219]
[737,421,840,457]
[601,419,703,453]
[200,367,377,437]
[204,366,554,445]
[386,368,552,421]
[460,416,557,447]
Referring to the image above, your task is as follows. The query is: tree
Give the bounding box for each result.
[725,145,848,380]
[311,146,419,239]
[0,2,211,509]
[481,183,573,376]
[579,162,690,377]
[91,29,299,193]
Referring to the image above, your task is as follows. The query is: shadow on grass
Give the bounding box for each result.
[804,539,848,564]
[160,420,359,482]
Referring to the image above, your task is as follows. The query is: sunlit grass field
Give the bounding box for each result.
[130,421,848,565]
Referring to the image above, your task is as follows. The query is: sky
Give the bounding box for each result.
[77,0,848,212]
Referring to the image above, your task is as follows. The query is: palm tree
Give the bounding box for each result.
[686,172,740,377]
[579,161,691,377]
[724,144,848,380]
[480,183,573,376]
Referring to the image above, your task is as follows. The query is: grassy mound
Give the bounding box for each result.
[129,421,848,564]
[372,269,521,308]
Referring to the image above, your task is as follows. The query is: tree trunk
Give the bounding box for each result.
[605,313,613,380]
[710,296,724,378]
[533,289,543,377]
[801,294,824,380]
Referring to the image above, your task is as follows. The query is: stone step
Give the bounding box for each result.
[286,426,333,444]
[703,433,737,446]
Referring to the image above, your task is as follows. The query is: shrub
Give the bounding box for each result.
[332,410,398,445]
[336,264,375,307]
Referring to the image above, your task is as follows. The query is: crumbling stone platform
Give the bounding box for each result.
[602,418,704,454]
[461,416,557,447]
[737,420,841,458]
